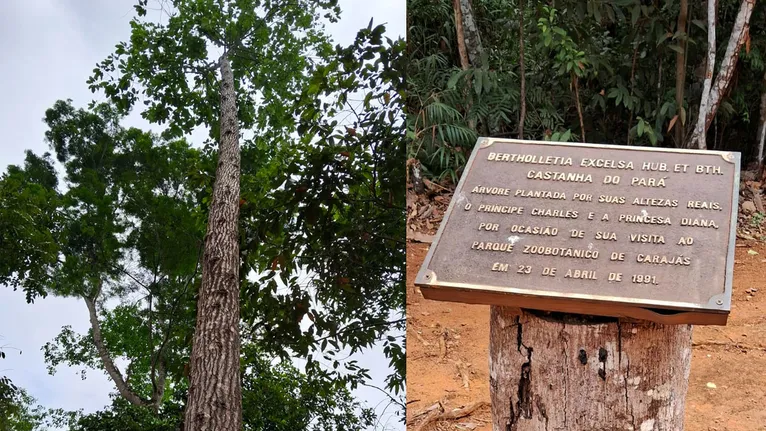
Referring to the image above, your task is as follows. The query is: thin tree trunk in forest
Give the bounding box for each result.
[453,0,469,70]
[656,61,662,114]
[183,53,243,431]
[692,0,755,149]
[705,0,755,131]
[458,0,483,68]
[691,0,716,150]
[490,308,692,430]
[674,0,688,147]
[455,0,482,131]
[756,71,766,170]
[518,0,526,139]
[626,43,639,145]
[573,75,585,142]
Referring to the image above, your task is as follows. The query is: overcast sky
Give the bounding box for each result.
[0,0,404,429]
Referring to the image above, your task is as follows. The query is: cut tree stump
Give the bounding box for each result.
[490,306,693,431]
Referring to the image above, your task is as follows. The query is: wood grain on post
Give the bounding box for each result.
[490,306,692,431]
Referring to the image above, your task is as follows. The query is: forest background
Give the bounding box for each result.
[407,0,766,183]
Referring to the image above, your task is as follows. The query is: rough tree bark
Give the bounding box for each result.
[756,71,766,170]
[692,0,756,149]
[408,158,426,194]
[453,0,470,70]
[691,0,716,150]
[455,0,483,131]
[518,0,526,139]
[490,307,692,431]
[458,0,483,68]
[674,0,688,147]
[183,53,243,431]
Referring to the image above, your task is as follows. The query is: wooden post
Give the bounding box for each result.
[490,307,692,431]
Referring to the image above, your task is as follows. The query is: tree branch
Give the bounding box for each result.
[312,318,406,344]
[83,289,155,408]
[149,242,203,402]
[361,381,404,409]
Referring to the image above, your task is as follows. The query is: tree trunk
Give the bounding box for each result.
[573,75,585,142]
[183,53,243,431]
[674,0,688,147]
[692,0,755,149]
[456,0,483,131]
[458,0,483,68]
[453,0,470,70]
[704,0,755,132]
[490,307,692,431]
[626,43,639,145]
[691,0,717,150]
[408,158,426,194]
[756,71,766,170]
[518,0,526,139]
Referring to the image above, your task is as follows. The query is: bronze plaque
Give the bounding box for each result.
[415,138,740,325]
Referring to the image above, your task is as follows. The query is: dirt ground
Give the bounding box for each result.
[405,240,766,431]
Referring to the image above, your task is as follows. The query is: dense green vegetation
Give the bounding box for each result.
[407,0,766,182]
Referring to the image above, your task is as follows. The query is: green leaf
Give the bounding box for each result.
[691,19,707,32]
[631,6,640,26]
[474,70,483,95]
[649,129,658,146]
[446,70,463,89]
[668,44,684,54]
[656,32,672,46]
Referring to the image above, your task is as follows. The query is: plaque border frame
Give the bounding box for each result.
[414,138,740,324]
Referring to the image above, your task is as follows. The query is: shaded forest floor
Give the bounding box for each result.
[405,179,766,431]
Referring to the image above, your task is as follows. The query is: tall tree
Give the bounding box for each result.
[88,1,338,428]
[183,50,243,430]
[692,0,717,150]
[1,99,380,430]
[2,3,406,428]
[31,100,201,412]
